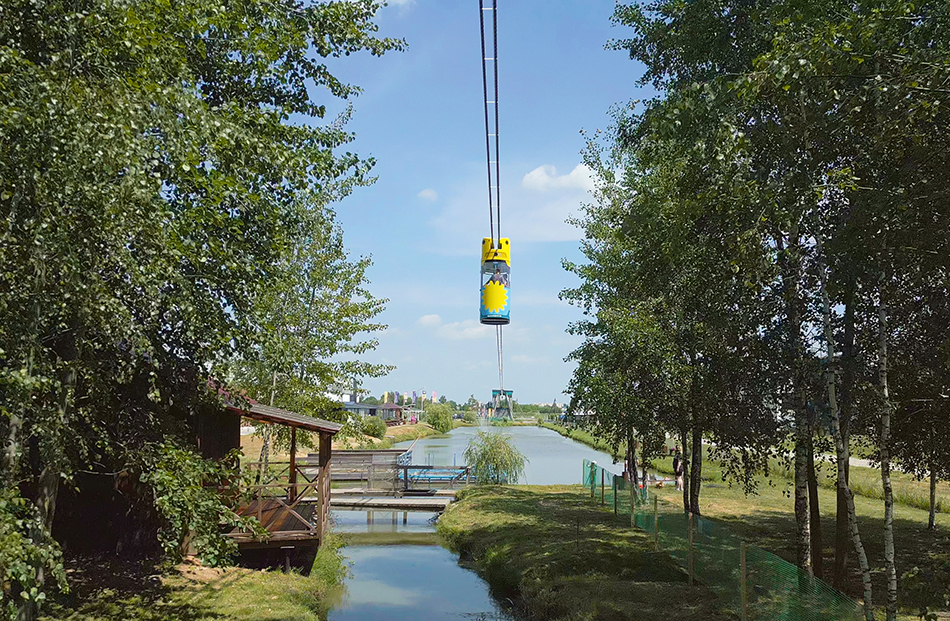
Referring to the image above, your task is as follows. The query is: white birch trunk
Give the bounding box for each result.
[879,299,897,621]
[818,239,873,620]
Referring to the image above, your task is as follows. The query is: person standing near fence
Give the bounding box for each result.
[673,446,685,491]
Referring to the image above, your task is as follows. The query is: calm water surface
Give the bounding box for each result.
[328,426,610,620]
[394,424,621,483]
[328,509,509,620]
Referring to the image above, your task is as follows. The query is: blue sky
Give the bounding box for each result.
[323,1,652,405]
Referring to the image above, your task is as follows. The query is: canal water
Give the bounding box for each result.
[394,424,622,483]
[327,425,617,620]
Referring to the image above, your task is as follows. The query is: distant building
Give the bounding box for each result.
[342,401,378,417]
[376,403,404,423]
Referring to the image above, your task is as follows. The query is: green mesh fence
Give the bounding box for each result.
[582,460,863,620]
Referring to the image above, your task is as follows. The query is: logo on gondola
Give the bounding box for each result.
[481,280,509,314]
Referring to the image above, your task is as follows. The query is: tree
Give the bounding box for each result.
[424,403,453,434]
[0,0,402,616]
[596,0,950,616]
[464,431,527,485]
[362,416,387,440]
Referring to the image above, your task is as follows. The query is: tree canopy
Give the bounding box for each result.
[566,1,950,617]
[0,1,401,617]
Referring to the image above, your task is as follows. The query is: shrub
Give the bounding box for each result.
[362,415,387,439]
[425,403,453,433]
[463,431,527,484]
[0,487,67,619]
[144,443,266,566]
[463,410,478,424]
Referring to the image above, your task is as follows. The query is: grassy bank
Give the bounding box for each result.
[45,537,348,621]
[438,485,730,620]
[544,421,949,514]
[538,421,622,459]
[649,448,950,515]
[648,470,950,619]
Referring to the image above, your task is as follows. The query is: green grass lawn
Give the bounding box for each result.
[646,467,950,620]
[438,485,731,621]
[43,537,348,621]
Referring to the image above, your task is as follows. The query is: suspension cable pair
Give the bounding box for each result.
[476,0,510,400]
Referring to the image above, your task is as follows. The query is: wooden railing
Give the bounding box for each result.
[228,460,331,542]
[398,465,472,491]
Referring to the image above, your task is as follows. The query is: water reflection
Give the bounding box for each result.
[328,426,606,620]
[328,545,511,620]
[332,509,439,534]
[395,425,621,484]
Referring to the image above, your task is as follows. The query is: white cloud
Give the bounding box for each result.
[417,314,442,326]
[436,319,492,340]
[417,188,438,202]
[429,162,596,248]
[522,164,595,193]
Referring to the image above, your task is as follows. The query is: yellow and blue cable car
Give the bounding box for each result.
[480,237,510,325]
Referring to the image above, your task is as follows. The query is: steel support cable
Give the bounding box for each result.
[491,0,501,242]
[496,326,505,392]
[478,0,495,243]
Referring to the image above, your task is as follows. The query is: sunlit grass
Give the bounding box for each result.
[648,471,950,620]
[44,536,348,621]
[438,485,731,620]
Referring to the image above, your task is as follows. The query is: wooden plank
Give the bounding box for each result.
[329,496,452,510]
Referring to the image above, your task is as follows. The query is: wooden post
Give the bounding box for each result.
[601,469,605,504]
[288,426,297,503]
[653,494,659,549]
[318,431,331,538]
[688,512,695,586]
[741,541,749,621]
[613,477,618,515]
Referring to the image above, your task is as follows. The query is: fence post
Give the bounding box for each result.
[688,512,695,586]
[600,469,605,504]
[589,461,596,498]
[613,477,617,515]
[653,494,659,549]
[740,541,748,621]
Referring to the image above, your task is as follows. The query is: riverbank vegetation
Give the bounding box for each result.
[562,1,950,617]
[438,486,729,620]
[423,403,454,433]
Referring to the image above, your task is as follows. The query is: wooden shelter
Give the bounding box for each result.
[205,400,341,556]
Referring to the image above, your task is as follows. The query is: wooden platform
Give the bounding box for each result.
[331,488,458,498]
[229,497,319,548]
[328,495,453,511]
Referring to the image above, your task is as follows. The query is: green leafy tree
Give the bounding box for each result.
[361,416,387,440]
[424,403,453,434]
[0,0,401,617]
[463,431,527,485]
[594,1,950,616]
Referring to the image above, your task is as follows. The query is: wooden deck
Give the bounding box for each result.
[328,495,454,511]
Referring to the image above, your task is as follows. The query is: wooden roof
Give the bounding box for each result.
[227,402,342,435]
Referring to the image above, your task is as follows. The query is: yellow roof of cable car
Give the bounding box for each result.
[482,238,510,266]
